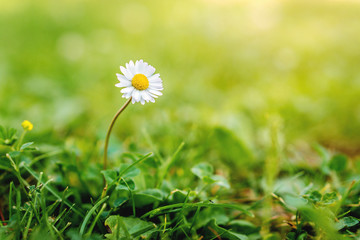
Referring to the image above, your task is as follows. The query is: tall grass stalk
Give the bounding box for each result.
[262,116,282,237]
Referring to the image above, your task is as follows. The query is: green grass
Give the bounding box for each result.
[1,119,360,239]
[1,0,360,239]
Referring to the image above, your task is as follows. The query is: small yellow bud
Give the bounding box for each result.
[22,120,33,131]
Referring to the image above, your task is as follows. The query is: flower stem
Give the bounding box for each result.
[17,130,27,150]
[103,97,132,169]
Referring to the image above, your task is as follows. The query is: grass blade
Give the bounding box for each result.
[119,152,153,177]
[86,203,107,236]
[79,196,109,236]
[23,164,84,217]
[141,202,253,219]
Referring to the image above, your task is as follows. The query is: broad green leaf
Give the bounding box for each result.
[104,216,122,240]
[308,191,322,203]
[119,164,140,178]
[133,189,165,207]
[171,189,188,203]
[114,197,128,208]
[116,178,135,191]
[322,192,338,205]
[195,207,230,228]
[335,216,359,230]
[116,185,130,191]
[101,170,117,185]
[211,175,230,189]
[329,154,347,172]
[8,151,20,159]
[105,216,155,240]
[20,142,34,151]
[206,219,248,240]
[192,163,213,179]
[229,220,260,235]
[203,175,217,184]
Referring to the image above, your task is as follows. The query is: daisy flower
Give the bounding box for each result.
[115,60,163,105]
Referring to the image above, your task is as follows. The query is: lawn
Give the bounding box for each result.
[1,0,360,239]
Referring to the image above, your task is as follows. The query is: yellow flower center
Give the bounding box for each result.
[132,74,149,90]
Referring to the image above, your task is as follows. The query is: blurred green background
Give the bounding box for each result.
[1,0,360,163]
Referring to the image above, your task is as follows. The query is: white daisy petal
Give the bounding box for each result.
[120,66,134,79]
[120,86,134,93]
[148,74,162,83]
[127,60,136,75]
[149,83,163,88]
[149,86,163,91]
[116,81,131,88]
[116,73,129,82]
[148,73,160,80]
[125,91,133,98]
[149,79,162,84]
[149,80,162,84]
[142,90,155,102]
[149,92,158,98]
[129,60,135,68]
[140,91,149,101]
[148,89,163,96]
[144,65,156,77]
[136,60,147,73]
[125,63,132,75]
[135,60,141,73]
[133,90,141,102]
